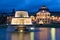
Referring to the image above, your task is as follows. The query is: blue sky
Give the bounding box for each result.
[0,0,60,12]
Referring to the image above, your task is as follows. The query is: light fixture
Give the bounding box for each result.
[30,27,35,30]
[20,30,23,32]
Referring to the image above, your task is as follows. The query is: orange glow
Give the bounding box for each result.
[52,16,54,18]
[30,16,35,20]
[11,18,32,25]
[42,16,45,18]
[38,28,50,40]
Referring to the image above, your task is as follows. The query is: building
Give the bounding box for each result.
[36,6,50,24]
[11,11,32,25]
[50,16,60,23]
[30,15,36,24]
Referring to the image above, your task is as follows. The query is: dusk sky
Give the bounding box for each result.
[0,0,60,12]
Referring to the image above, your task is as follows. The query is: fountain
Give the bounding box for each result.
[11,11,32,40]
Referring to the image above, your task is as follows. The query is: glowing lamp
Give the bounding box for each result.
[20,30,23,32]
[30,27,35,30]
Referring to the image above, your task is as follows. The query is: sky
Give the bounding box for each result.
[0,0,60,12]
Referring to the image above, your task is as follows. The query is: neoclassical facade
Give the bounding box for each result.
[36,6,50,24]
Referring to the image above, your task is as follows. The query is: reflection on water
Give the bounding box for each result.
[30,32,34,40]
[8,28,53,40]
[11,32,30,40]
[39,28,50,40]
[51,28,56,40]
[0,27,60,40]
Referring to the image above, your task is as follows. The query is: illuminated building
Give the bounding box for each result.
[36,6,50,24]
[11,11,32,25]
[30,15,36,24]
[50,16,60,23]
[30,15,35,20]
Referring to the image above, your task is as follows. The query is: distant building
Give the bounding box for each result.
[7,16,12,24]
[30,15,36,24]
[36,5,50,24]
[50,16,60,23]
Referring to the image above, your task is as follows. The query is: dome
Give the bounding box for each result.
[41,5,47,9]
[37,5,50,16]
[39,5,49,12]
[15,11,29,17]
